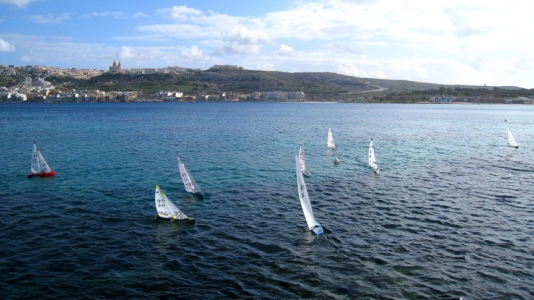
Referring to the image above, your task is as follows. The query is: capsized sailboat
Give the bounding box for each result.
[508,128,518,148]
[177,155,204,198]
[154,185,195,223]
[327,128,335,150]
[295,154,323,236]
[368,138,380,174]
[28,141,56,178]
[298,143,311,176]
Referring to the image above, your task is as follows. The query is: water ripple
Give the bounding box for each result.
[1,103,534,299]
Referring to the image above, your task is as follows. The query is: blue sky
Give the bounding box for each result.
[1,0,533,88]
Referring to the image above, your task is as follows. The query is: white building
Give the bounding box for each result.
[287,91,306,101]
[32,77,54,89]
[430,96,455,103]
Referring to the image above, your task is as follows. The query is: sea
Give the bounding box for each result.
[0,102,533,299]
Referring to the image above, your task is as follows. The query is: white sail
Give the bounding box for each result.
[368,138,380,174]
[177,155,203,196]
[155,185,189,220]
[327,128,335,150]
[298,143,311,176]
[30,142,53,174]
[508,128,518,148]
[295,154,316,230]
[30,143,41,173]
[37,151,52,172]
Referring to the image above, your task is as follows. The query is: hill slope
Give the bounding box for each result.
[46,67,454,99]
[4,65,532,101]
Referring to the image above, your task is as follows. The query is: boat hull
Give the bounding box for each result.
[155,214,195,223]
[369,165,380,175]
[311,223,324,236]
[28,171,56,178]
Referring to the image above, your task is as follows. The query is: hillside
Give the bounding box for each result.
[3,65,533,101]
[43,66,454,100]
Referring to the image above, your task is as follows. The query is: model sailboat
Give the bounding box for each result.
[295,154,324,236]
[508,128,518,148]
[28,142,56,178]
[368,138,380,174]
[177,155,204,198]
[298,143,311,176]
[327,128,335,150]
[154,185,195,223]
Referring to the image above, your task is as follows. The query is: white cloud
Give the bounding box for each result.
[132,12,148,18]
[1,33,113,68]
[112,34,168,43]
[158,5,247,29]
[219,43,261,55]
[118,46,134,60]
[158,5,203,21]
[257,0,534,57]
[514,57,534,71]
[253,62,275,71]
[0,38,15,52]
[4,1,534,88]
[79,11,148,19]
[259,0,534,87]
[137,24,211,39]
[215,26,270,55]
[28,15,49,24]
[337,64,387,79]
[327,43,364,55]
[28,13,71,24]
[20,54,44,63]
[0,0,37,8]
[180,46,204,61]
[113,46,208,66]
[224,26,270,45]
[138,5,249,42]
[0,33,216,69]
[275,44,297,57]
[81,12,125,19]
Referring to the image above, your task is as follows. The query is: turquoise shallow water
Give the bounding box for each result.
[1,102,533,299]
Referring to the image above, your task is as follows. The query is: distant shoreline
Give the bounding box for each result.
[1,100,533,105]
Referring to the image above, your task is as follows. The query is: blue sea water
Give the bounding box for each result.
[0,102,533,299]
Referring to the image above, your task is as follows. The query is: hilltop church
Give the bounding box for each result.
[109,61,122,74]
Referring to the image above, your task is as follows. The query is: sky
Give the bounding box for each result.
[0,0,533,88]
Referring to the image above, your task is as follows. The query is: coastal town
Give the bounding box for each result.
[1,62,533,104]
[0,62,307,103]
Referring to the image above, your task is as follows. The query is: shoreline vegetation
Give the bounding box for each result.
[2,100,531,106]
[1,64,533,104]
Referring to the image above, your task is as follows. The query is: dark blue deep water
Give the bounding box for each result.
[1,102,533,299]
